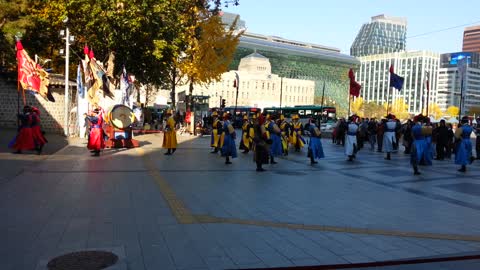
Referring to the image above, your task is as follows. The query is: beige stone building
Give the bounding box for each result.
[176,52,315,109]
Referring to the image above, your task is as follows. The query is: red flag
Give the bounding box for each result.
[16,40,50,99]
[348,68,361,97]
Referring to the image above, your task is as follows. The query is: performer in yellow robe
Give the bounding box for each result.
[278,114,290,156]
[162,109,177,155]
[210,111,224,153]
[289,114,305,151]
[239,115,254,153]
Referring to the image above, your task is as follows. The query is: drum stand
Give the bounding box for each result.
[105,124,140,148]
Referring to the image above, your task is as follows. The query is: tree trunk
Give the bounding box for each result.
[171,67,176,110]
[188,79,194,111]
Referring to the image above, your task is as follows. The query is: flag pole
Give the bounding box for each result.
[386,87,391,116]
[426,72,430,117]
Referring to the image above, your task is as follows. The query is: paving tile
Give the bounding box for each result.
[224,246,261,265]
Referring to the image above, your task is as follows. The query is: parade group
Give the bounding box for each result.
[9,105,479,175]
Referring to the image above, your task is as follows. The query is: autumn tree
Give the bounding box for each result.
[446,106,460,118]
[425,103,443,119]
[350,96,364,117]
[390,98,409,120]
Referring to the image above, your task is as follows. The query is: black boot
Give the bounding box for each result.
[211,148,218,153]
[413,165,421,175]
[270,156,277,164]
[256,164,265,172]
[171,148,176,154]
[385,152,391,160]
[347,156,353,162]
[225,157,232,164]
[164,149,171,155]
[458,165,466,172]
[93,150,100,156]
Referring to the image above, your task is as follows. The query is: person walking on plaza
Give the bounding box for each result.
[10,105,36,154]
[210,111,224,153]
[434,119,449,160]
[239,115,254,154]
[252,113,269,171]
[383,114,397,160]
[402,120,413,154]
[367,118,377,151]
[345,115,360,162]
[86,107,105,156]
[455,116,474,172]
[305,118,325,164]
[265,114,282,164]
[290,114,305,152]
[162,109,177,155]
[411,114,430,175]
[376,119,385,152]
[221,113,237,164]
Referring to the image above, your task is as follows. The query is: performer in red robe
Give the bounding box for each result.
[86,108,105,156]
[10,106,36,154]
[30,106,47,154]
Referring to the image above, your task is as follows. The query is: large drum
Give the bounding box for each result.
[107,104,135,130]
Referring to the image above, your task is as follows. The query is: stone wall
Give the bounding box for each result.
[0,72,76,135]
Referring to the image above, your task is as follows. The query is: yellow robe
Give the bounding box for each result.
[162,117,177,148]
[211,119,224,148]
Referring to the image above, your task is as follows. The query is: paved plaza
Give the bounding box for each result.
[1,129,480,270]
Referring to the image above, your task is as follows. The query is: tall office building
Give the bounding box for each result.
[351,14,407,57]
[437,52,480,114]
[356,51,440,114]
[462,26,480,53]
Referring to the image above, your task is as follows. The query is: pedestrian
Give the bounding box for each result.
[434,119,449,160]
[376,119,385,152]
[345,114,360,162]
[86,107,105,156]
[402,120,413,154]
[221,113,237,164]
[383,114,397,160]
[162,109,177,155]
[454,116,474,172]
[367,118,377,151]
[306,118,325,164]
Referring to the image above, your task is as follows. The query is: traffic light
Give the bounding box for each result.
[221,99,226,108]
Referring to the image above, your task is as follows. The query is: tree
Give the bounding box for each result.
[426,103,443,119]
[446,106,460,118]
[350,96,364,117]
[468,106,480,116]
[390,98,409,120]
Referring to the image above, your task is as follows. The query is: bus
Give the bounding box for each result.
[263,105,337,124]
[223,106,262,128]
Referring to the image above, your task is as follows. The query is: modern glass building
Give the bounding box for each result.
[227,32,360,115]
[437,52,480,114]
[351,14,407,57]
[356,51,440,114]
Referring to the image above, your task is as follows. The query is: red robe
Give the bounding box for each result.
[87,112,106,151]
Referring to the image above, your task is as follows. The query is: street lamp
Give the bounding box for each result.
[234,72,239,112]
[59,17,74,136]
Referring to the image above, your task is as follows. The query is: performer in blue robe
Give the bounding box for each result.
[306,118,325,164]
[455,116,474,172]
[265,114,282,164]
[411,114,431,175]
[221,113,237,164]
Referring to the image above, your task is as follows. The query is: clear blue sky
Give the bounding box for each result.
[222,0,480,54]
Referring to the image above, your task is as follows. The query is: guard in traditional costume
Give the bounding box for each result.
[345,115,359,161]
[210,111,224,153]
[306,118,324,164]
[86,108,106,156]
[278,114,290,156]
[265,113,282,164]
[10,106,36,154]
[253,113,269,171]
[383,114,397,160]
[162,109,177,155]
[290,114,305,152]
[411,114,431,175]
[455,116,474,172]
[30,106,47,154]
[239,115,254,153]
[221,113,237,164]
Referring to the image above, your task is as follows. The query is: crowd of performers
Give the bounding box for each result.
[9,105,47,154]
[206,109,478,174]
[331,113,478,174]
[209,111,325,171]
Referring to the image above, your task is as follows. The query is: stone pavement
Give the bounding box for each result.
[1,129,480,270]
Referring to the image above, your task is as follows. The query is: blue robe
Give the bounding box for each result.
[308,125,325,159]
[455,126,473,166]
[221,121,237,158]
[267,121,283,157]
[410,124,431,166]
